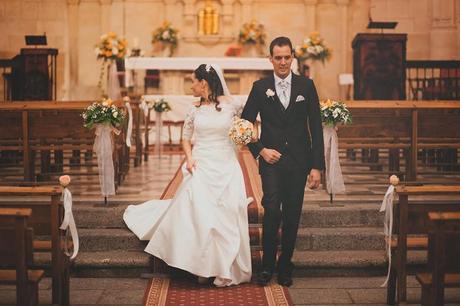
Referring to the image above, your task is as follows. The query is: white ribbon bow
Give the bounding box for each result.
[59,188,79,260]
[323,126,346,194]
[93,124,116,197]
[125,102,133,147]
[379,184,395,287]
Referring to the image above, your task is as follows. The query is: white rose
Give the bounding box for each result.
[307,46,316,55]
[113,111,118,118]
[332,109,340,118]
[112,47,119,55]
[162,31,170,40]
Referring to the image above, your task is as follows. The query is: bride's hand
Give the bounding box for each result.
[186,159,197,174]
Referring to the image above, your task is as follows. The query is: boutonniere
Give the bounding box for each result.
[266,89,275,100]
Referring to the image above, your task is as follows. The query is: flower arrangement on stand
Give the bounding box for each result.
[152,21,179,57]
[82,98,125,129]
[320,99,351,203]
[320,99,352,127]
[95,32,128,96]
[238,20,266,56]
[82,98,125,203]
[295,32,332,64]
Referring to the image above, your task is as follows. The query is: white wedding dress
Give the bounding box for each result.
[123,99,252,286]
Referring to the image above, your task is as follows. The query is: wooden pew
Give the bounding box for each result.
[0,101,130,187]
[0,186,70,306]
[416,212,460,306]
[386,184,460,304]
[0,208,44,306]
[340,101,460,180]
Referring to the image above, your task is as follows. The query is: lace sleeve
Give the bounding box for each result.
[182,106,197,140]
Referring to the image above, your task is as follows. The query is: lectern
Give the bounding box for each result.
[352,33,407,100]
[10,48,58,100]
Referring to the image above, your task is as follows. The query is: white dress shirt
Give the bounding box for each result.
[274,72,292,109]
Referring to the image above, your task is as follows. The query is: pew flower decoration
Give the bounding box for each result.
[295,32,332,64]
[152,99,172,113]
[229,118,254,145]
[59,175,71,188]
[58,175,79,260]
[238,20,266,46]
[152,21,179,56]
[95,32,128,62]
[320,99,352,127]
[82,98,125,129]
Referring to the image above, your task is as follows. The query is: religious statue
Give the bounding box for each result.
[198,0,219,35]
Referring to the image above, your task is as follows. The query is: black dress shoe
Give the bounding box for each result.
[277,273,293,287]
[256,270,273,286]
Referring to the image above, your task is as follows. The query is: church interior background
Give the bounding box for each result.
[0,0,459,102]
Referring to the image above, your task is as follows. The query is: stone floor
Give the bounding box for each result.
[1,276,460,305]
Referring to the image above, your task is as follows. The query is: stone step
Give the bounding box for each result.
[78,226,384,253]
[292,250,426,277]
[296,227,385,251]
[79,228,146,252]
[73,202,384,229]
[40,249,426,278]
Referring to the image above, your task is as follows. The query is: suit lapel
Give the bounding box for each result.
[285,73,299,114]
[265,75,286,115]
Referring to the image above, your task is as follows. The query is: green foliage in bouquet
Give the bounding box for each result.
[82,98,125,129]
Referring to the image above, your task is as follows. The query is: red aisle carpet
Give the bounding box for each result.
[142,277,293,306]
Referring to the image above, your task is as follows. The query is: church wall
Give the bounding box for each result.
[0,0,458,101]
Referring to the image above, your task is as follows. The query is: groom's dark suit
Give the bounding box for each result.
[242,72,325,275]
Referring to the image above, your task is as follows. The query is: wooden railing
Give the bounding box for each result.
[406,60,460,100]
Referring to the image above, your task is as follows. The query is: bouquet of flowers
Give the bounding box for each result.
[238,20,266,46]
[95,32,128,61]
[82,98,125,129]
[320,99,352,127]
[295,32,331,64]
[152,21,179,51]
[229,118,254,145]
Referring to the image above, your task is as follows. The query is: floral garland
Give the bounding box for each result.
[295,32,332,64]
[152,21,179,53]
[82,98,125,129]
[238,20,266,46]
[320,99,352,127]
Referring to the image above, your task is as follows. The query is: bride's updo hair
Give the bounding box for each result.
[194,64,224,111]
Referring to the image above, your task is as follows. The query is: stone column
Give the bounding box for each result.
[221,0,235,38]
[336,0,349,73]
[100,0,112,34]
[430,0,457,59]
[66,0,80,99]
[182,0,196,39]
[304,0,317,34]
[240,0,253,24]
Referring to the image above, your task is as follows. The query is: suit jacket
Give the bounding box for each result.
[241,73,325,173]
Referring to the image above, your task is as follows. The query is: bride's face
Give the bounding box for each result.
[190,73,208,98]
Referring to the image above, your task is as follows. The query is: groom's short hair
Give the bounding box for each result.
[269,37,293,56]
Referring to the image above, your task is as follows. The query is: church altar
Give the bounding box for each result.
[124,57,298,94]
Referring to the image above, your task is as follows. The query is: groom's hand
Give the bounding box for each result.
[260,148,281,164]
[307,169,321,189]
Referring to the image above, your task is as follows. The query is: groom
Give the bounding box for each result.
[242,36,325,287]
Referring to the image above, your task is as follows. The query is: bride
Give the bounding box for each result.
[123,64,252,286]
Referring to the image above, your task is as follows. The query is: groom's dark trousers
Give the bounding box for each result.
[242,73,325,274]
